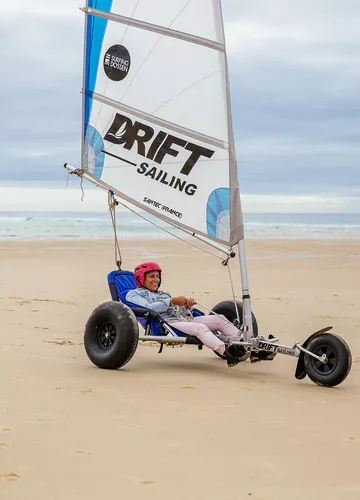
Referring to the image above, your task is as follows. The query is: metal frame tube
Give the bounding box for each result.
[139,336,187,344]
[237,239,254,342]
[137,335,315,362]
[82,7,225,53]
[295,343,327,364]
[184,232,235,257]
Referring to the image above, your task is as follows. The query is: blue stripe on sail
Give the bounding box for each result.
[84,125,105,178]
[88,0,112,6]
[206,188,230,238]
[84,0,113,138]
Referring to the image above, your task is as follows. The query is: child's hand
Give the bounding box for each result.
[186,297,197,308]
[171,296,197,308]
[171,296,188,307]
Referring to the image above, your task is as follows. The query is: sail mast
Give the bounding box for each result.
[80,1,89,169]
[216,0,253,339]
[216,0,244,245]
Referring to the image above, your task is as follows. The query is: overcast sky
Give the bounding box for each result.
[0,0,359,212]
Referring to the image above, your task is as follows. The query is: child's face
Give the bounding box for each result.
[144,271,160,291]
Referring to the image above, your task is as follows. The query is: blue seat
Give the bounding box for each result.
[107,270,204,340]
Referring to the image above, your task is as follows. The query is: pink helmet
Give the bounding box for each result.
[134,261,162,288]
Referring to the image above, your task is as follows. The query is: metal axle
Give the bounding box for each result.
[295,343,327,364]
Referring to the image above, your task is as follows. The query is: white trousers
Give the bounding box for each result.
[170,314,241,354]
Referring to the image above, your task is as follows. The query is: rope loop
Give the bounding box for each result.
[227,263,240,324]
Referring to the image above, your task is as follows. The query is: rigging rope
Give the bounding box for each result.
[69,177,237,305]
[109,193,224,261]
[108,191,123,270]
[197,264,241,327]
[196,301,239,329]
[69,177,242,325]
[226,262,241,325]
[108,191,241,325]
[80,176,85,202]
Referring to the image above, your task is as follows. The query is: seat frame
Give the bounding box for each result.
[107,270,204,346]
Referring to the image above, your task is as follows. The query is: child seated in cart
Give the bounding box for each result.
[126,261,275,367]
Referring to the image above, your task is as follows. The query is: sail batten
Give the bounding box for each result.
[84,7,225,52]
[89,91,229,150]
[83,0,244,246]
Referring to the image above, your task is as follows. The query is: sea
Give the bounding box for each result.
[1,211,360,240]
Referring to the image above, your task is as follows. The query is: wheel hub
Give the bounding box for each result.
[98,322,116,349]
[312,344,337,375]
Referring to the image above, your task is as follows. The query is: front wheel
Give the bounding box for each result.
[211,300,258,359]
[304,333,352,387]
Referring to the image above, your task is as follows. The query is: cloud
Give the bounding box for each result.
[0,184,108,212]
[222,0,360,197]
[0,3,83,181]
[241,193,360,214]
[0,0,359,208]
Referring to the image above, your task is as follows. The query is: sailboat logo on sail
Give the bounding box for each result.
[104,113,215,176]
[103,112,217,197]
[103,45,131,82]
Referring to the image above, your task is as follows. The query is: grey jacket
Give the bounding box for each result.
[126,287,191,323]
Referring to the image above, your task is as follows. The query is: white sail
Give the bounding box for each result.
[83,0,243,246]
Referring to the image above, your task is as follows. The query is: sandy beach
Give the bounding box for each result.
[0,237,359,500]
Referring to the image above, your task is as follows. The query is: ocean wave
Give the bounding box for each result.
[1,211,360,240]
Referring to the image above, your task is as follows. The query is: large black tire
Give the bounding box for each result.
[211,300,258,359]
[84,301,139,369]
[304,333,352,387]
